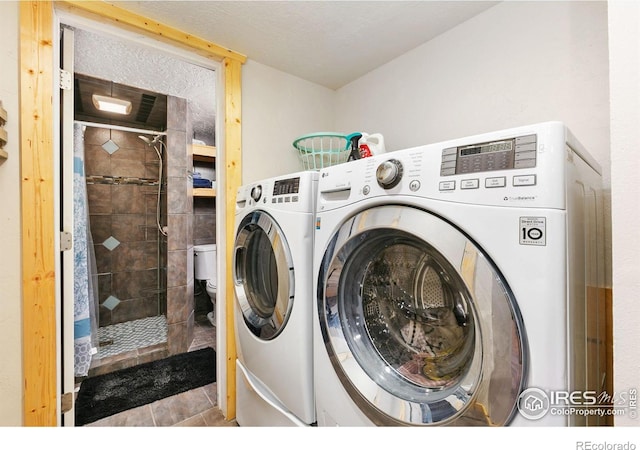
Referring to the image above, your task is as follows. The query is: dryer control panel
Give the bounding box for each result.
[440,134,537,176]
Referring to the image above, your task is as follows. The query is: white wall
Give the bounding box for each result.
[335,1,610,186]
[0,0,23,426]
[609,0,640,427]
[336,1,612,280]
[241,59,335,184]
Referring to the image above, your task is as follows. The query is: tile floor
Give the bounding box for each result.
[82,312,237,427]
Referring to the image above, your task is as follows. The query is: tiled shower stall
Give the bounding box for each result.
[84,96,207,376]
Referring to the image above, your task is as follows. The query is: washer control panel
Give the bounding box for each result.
[440,134,537,176]
[247,176,302,205]
[270,176,301,204]
[318,123,574,212]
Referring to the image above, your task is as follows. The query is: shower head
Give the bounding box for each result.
[138,135,153,145]
[138,134,162,146]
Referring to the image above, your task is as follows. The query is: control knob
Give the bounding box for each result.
[250,185,262,202]
[376,159,403,189]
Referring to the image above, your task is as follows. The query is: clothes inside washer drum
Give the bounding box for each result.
[361,244,474,387]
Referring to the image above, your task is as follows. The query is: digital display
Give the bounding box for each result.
[273,177,300,195]
[459,140,513,157]
[440,134,536,177]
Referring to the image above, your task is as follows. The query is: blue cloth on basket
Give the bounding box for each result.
[193,178,213,188]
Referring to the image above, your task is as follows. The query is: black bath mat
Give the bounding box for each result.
[75,347,216,426]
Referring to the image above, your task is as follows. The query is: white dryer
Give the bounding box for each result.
[233,170,318,426]
[313,122,606,427]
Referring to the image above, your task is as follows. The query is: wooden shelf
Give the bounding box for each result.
[192,143,216,160]
[192,144,216,198]
[193,187,216,198]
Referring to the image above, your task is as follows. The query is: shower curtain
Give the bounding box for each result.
[73,123,100,377]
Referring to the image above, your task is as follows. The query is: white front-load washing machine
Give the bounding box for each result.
[313,122,607,427]
[233,170,318,426]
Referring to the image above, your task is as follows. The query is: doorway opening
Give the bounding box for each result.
[61,22,219,421]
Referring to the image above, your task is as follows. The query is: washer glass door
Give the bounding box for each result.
[318,205,526,426]
[234,210,294,340]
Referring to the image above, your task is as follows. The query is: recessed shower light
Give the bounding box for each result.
[92,94,132,115]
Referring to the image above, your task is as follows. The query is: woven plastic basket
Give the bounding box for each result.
[293,132,352,170]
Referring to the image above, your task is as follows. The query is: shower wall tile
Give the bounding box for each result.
[112,268,157,301]
[167,285,189,324]
[167,250,188,288]
[97,273,112,303]
[85,126,168,332]
[111,150,147,178]
[168,214,188,252]
[166,95,193,354]
[144,145,160,163]
[167,164,188,180]
[112,296,159,323]
[102,236,121,251]
[84,127,110,146]
[111,214,146,242]
[145,162,161,180]
[186,213,194,248]
[144,194,160,221]
[85,143,111,176]
[112,185,146,214]
[111,129,148,149]
[98,304,112,328]
[145,215,162,241]
[94,245,112,275]
[187,280,194,308]
[187,245,194,285]
[89,214,112,244]
[167,97,187,132]
[167,176,189,214]
[111,241,158,272]
[140,185,159,196]
[87,184,112,214]
[167,130,188,174]
[167,322,186,355]
[166,312,194,355]
[101,139,120,155]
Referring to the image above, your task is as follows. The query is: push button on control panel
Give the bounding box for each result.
[485,177,506,188]
[513,175,537,186]
[461,179,479,190]
[439,181,456,191]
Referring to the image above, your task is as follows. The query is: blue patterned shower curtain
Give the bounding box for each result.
[73,123,100,377]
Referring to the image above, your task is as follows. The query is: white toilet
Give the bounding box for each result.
[194,244,217,326]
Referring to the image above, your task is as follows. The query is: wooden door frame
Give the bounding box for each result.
[20,1,244,426]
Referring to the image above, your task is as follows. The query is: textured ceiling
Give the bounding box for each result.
[115,0,499,90]
[71,1,500,141]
